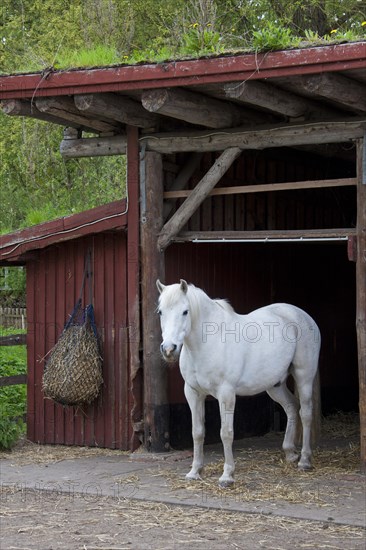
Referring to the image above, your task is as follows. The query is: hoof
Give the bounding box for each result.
[298,462,313,471]
[285,451,299,464]
[185,472,202,481]
[218,478,234,488]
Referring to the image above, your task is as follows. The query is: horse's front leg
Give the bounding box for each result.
[218,391,236,487]
[184,383,206,480]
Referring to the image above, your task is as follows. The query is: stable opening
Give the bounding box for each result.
[165,241,358,449]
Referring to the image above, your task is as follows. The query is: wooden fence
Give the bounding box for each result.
[0,307,27,329]
[0,333,27,388]
[0,333,27,426]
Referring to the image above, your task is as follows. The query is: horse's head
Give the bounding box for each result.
[156,279,191,363]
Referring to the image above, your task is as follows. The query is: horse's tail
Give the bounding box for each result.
[295,367,321,446]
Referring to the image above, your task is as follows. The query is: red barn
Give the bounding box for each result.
[0,42,365,466]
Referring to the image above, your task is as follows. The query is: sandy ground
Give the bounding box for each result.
[1,486,365,550]
[1,415,365,549]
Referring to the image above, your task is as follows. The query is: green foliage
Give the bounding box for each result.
[0,328,27,450]
[0,110,127,234]
[182,25,221,55]
[56,45,120,69]
[0,0,365,233]
[0,267,26,306]
[252,22,298,52]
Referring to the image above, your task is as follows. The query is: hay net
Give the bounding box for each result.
[42,254,103,406]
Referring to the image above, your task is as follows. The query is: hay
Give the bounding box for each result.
[162,413,362,506]
[2,489,365,547]
[42,324,103,406]
[1,440,130,465]
[162,443,362,506]
[322,411,360,439]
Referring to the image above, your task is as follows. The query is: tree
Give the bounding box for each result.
[1,0,365,233]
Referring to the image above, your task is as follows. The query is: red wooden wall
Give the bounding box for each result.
[26,231,132,449]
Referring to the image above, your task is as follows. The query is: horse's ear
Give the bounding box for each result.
[156,279,165,294]
[180,279,188,293]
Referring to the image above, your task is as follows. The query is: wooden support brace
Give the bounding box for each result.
[158,147,241,250]
[163,153,203,220]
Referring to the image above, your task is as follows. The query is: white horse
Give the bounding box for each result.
[157,279,321,486]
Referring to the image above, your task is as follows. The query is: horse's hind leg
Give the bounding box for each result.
[294,378,314,470]
[267,383,300,464]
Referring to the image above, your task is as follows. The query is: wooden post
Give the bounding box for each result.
[356,137,366,472]
[140,151,169,452]
[126,125,142,451]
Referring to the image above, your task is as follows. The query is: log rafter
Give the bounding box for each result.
[1,99,98,132]
[142,87,267,128]
[36,96,121,133]
[289,73,366,113]
[224,80,338,119]
[74,93,159,129]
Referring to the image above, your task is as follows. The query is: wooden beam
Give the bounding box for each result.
[36,97,120,134]
[1,99,98,132]
[175,228,356,242]
[295,73,366,113]
[60,135,127,158]
[163,153,203,220]
[158,147,241,250]
[356,136,366,471]
[140,151,169,452]
[164,177,357,199]
[0,374,27,387]
[224,80,335,119]
[74,93,158,128]
[142,87,263,128]
[141,118,366,154]
[0,334,27,346]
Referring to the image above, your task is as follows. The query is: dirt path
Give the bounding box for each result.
[1,486,365,550]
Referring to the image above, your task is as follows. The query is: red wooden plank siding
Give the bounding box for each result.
[26,263,36,442]
[26,231,131,449]
[73,239,86,446]
[34,255,46,443]
[44,247,56,444]
[114,234,129,449]
[54,244,66,444]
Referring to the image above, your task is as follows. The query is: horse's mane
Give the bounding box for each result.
[186,284,234,322]
[159,283,234,322]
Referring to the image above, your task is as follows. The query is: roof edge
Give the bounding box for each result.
[0,199,127,263]
[1,42,365,100]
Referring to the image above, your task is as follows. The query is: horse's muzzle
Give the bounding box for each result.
[160,343,179,363]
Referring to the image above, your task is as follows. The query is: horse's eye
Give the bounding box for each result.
[158,309,162,316]
[183,310,188,316]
